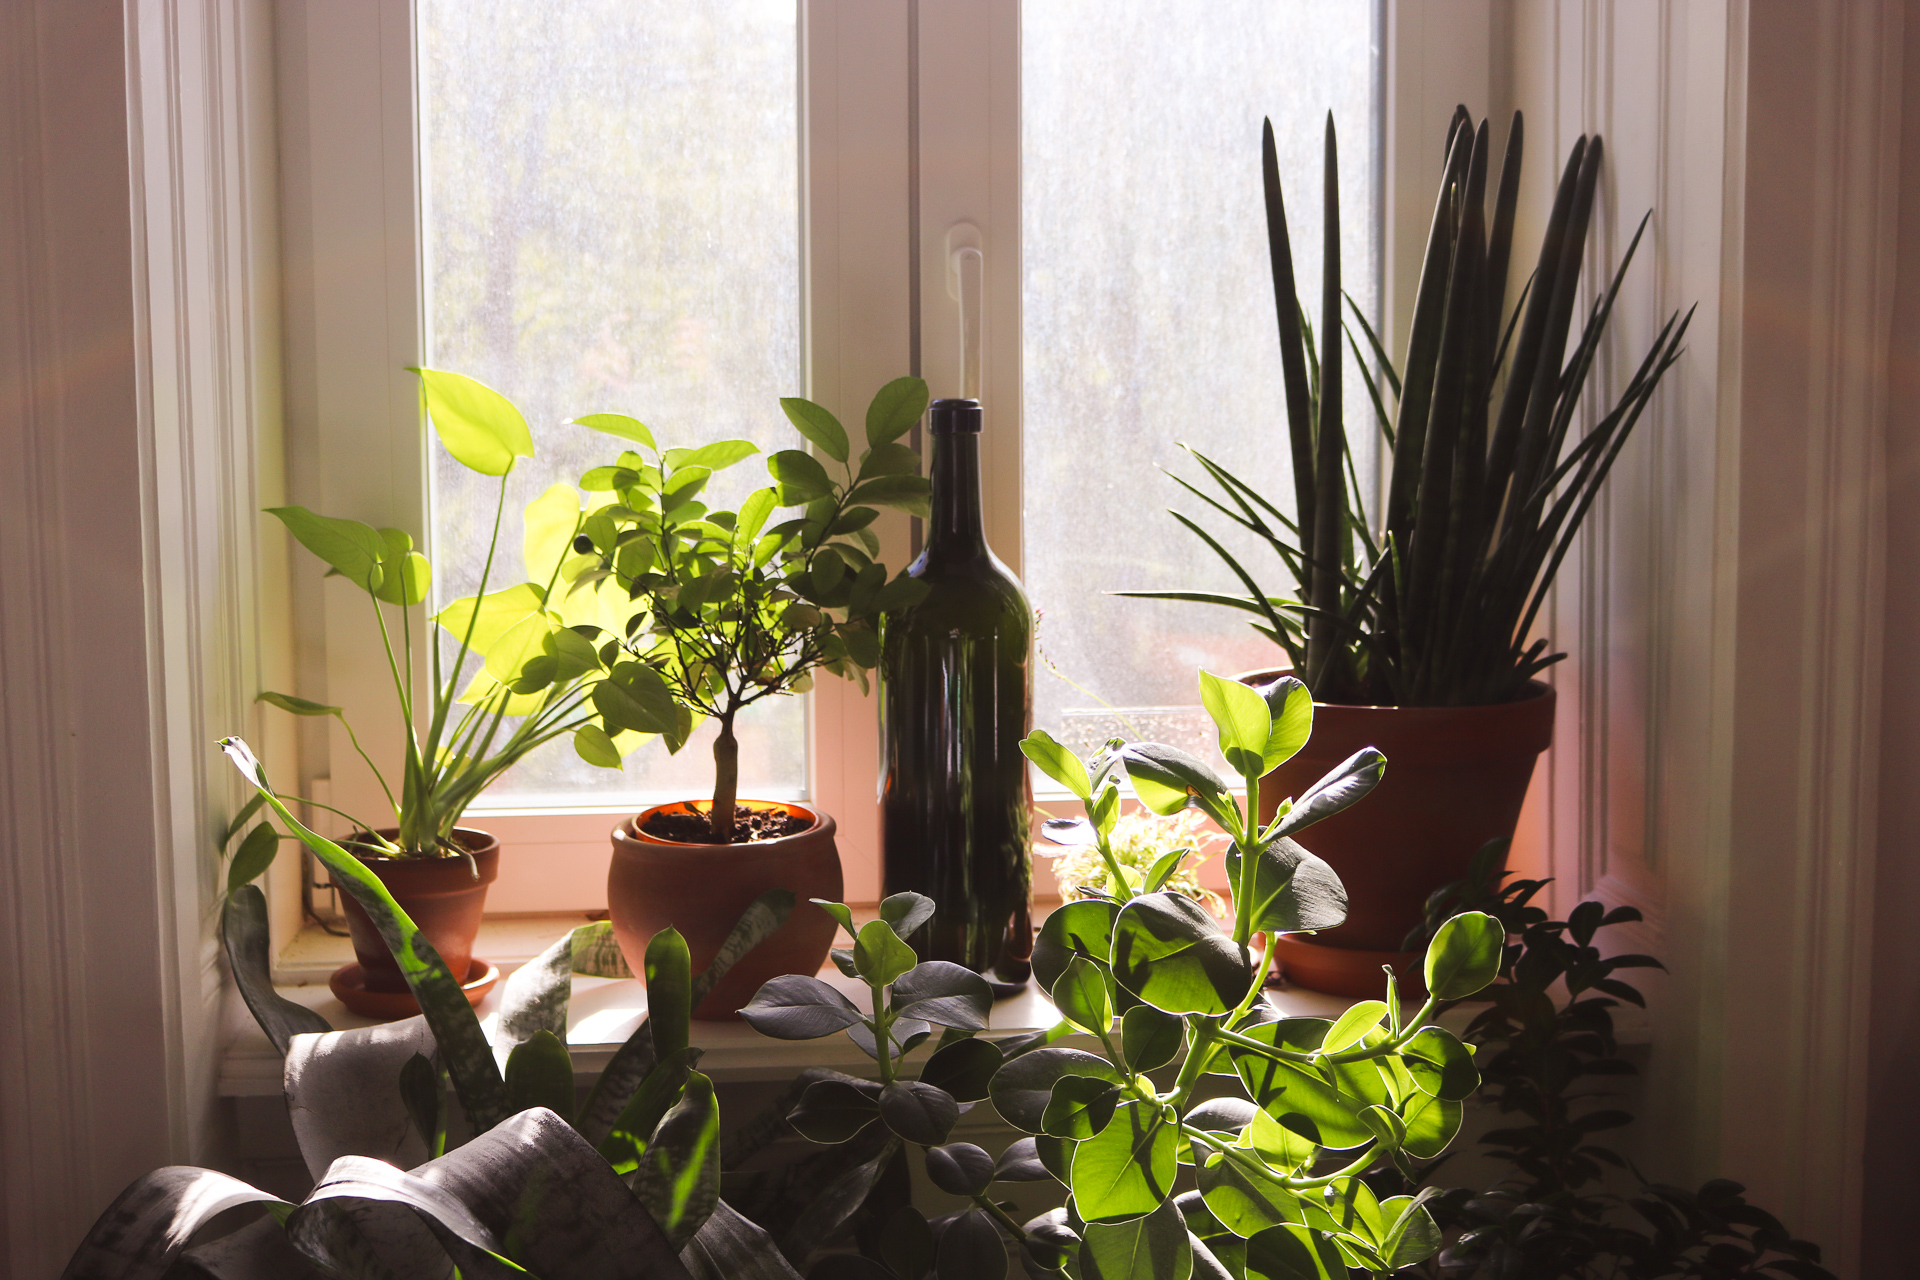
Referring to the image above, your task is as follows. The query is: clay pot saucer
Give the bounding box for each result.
[329,957,498,1019]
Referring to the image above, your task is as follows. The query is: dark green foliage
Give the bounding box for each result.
[1121,111,1693,707]
[1394,847,1834,1280]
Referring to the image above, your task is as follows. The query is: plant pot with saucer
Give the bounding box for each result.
[1119,108,1687,996]
[328,827,502,1017]
[561,377,932,1017]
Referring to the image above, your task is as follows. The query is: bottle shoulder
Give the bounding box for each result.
[889,549,1031,632]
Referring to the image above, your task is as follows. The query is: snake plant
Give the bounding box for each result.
[1122,109,1692,707]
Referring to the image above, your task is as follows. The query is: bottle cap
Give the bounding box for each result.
[929,398,983,435]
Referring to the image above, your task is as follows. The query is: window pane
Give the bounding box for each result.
[420,0,802,806]
[1021,0,1380,765]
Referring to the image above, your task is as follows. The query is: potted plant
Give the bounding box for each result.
[566,377,933,1018]
[1119,109,1692,995]
[262,367,652,1015]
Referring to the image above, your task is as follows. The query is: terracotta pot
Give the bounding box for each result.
[1247,673,1554,998]
[608,799,843,1021]
[333,828,500,994]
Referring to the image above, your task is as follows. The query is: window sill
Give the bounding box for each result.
[224,912,1647,1098]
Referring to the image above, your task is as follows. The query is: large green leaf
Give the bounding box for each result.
[1111,892,1253,1016]
[681,1202,808,1280]
[1041,1075,1122,1139]
[1197,1153,1307,1240]
[1121,1005,1184,1073]
[505,1030,575,1122]
[633,1070,722,1250]
[572,412,657,449]
[61,1166,289,1280]
[226,822,280,893]
[600,1046,700,1174]
[1021,729,1092,800]
[878,1080,959,1145]
[1031,898,1119,994]
[1269,749,1386,842]
[890,961,993,1030]
[1082,1196,1192,1280]
[779,397,851,462]
[1250,674,1314,770]
[268,506,386,590]
[865,375,930,447]
[1242,1223,1345,1280]
[1198,669,1275,779]
[1227,835,1348,935]
[411,367,534,477]
[220,885,333,1055]
[988,1047,1123,1133]
[647,926,694,1064]
[1121,743,1234,824]
[936,1208,1007,1280]
[1401,1026,1479,1100]
[1425,911,1504,998]
[1051,954,1113,1037]
[789,1077,882,1143]
[435,582,546,653]
[1399,1089,1462,1159]
[738,975,866,1039]
[218,738,510,1131]
[852,919,917,986]
[918,1036,1002,1102]
[1070,1099,1178,1223]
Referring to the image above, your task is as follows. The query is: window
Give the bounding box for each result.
[283,0,1470,919]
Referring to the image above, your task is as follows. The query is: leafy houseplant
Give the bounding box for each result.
[567,376,933,843]
[562,377,933,1015]
[735,670,1514,1279]
[263,367,644,859]
[1125,110,1691,708]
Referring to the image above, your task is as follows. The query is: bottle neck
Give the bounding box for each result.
[926,431,986,553]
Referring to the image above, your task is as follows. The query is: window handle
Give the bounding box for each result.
[946,222,984,400]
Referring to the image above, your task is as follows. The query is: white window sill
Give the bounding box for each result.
[224,914,1651,1098]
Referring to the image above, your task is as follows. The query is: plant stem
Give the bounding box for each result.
[972,1193,1030,1242]
[710,713,739,841]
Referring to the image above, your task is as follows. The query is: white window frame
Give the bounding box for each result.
[272,0,1493,931]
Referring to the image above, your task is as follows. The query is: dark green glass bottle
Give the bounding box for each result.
[880,398,1033,979]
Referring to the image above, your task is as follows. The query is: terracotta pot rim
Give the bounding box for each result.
[620,798,830,850]
[1236,667,1554,714]
[341,825,499,868]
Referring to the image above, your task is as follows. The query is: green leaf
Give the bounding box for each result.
[599,1045,699,1172]
[645,926,692,1064]
[859,441,922,478]
[866,375,930,446]
[1070,1099,1178,1223]
[680,439,760,472]
[789,1077,883,1143]
[399,1051,441,1152]
[225,822,280,894]
[574,723,623,768]
[572,411,657,449]
[1032,898,1120,994]
[936,1208,1007,1280]
[1243,1223,1345,1280]
[505,1029,576,1122]
[1425,911,1504,999]
[1402,1026,1479,1100]
[1322,1001,1387,1053]
[767,448,834,503]
[1051,954,1114,1037]
[1199,668,1275,779]
[632,1069,721,1250]
[1269,749,1386,841]
[1227,1025,1377,1150]
[372,535,431,607]
[1021,729,1093,800]
[217,737,510,1130]
[435,581,545,653]
[1121,1005,1184,1072]
[1245,1110,1319,1175]
[846,474,932,518]
[411,367,534,476]
[1359,1103,1407,1152]
[853,919,918,986]
[989,1047,1122,1132]
[1082,1196,1192,1280]
[1042,1075,1122,1139]
[880,1206,937,1280]
[1121,742,1235,824]
[891,961,994,1030]
[1381,1193,1444,1267]
[924,1142,996,1197]
[1252,674,1314,771]
[738,975,866,1039]
[812,898,856,937]
[878,891,936,939]
[592,661,679,735]
[1228,835,1349,935]
[918,1036,1002,1103]
[267,506,386,590]
[1399,1089,1462,1159]
[1111,892,1253,1015]
[220,885,332,1056]
[879,1080,959,1144]
[779,397,851,462]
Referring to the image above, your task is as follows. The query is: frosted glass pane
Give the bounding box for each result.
[1022,0,1380,762]
[420,0,802,806]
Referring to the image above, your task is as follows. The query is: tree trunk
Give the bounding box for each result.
[710,719,739,842]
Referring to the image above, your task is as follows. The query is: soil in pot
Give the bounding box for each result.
[331,827,500,1013]
[638,803,812,843]
[609,799,843,1021]
[1246,672,1554,999]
